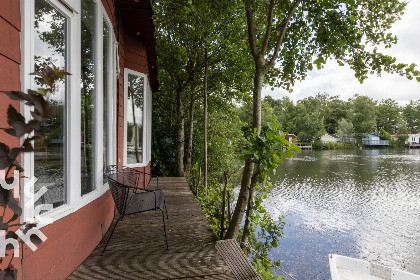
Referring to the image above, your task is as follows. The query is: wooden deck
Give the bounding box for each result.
[68,177,259,280]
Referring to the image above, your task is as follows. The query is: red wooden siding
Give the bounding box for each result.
[0,0,154,279]
[0,0,23,276]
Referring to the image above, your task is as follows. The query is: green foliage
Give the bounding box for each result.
[0,65,69,277]
[389,138,406,148]
[376,99,401,134]
[376,128,391,140]
[313,140,358,150]
[241,120,301,175]
[239,180,286,280]
[351,95,377,137]
[402,100,420,133]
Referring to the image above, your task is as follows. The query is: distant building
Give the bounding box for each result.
[286,134,297,143]
[362,133,389,146]
[320,134,340,143]
[406,133,420,148]
[407,133,420,144]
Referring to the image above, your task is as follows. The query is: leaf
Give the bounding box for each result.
[7,105,25,126]
[7,105,35,137]
[1,91,30,102]
[0,217,8,230]
[3,129,16,137]
[0,191,22,216]
[416,77,420,82]
[279,136,289,145]
[22,223,37,235]
[286,150,294,158]
[0,143,12,170]
[37,88,49,96]
[0,267,18,280]
[6,213,19,224]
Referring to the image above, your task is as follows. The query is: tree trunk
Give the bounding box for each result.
[203,48,208,191]
[224,158,253,239]
[176,87,185,177]
[185,91,195,173]
[241,167,260,244]
[224,69,264,240]
[220,171,228,240]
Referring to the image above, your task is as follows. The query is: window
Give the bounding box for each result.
[80,0,97,195]
[22,0,117,223]
[33,0,68,209]
[124,69,152,167]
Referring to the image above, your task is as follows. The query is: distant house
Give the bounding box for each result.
[320,134,340,143]
[362,133,389,146]
[286,134,297,143]
[407,133,420,144]
[390,134,401,141]
[406,133,420,147]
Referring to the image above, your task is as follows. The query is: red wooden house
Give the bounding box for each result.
[285,134,297,143]
[0,0,157,279]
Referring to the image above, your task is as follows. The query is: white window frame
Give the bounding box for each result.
[123,69,152,168]
[20,0,117,226]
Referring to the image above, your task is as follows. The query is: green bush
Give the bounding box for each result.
[313,140,358,150]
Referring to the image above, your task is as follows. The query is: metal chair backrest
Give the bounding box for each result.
[105,165,140,215]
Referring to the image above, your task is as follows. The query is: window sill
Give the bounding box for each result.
[125,161,150,168]
[34,185,110,229]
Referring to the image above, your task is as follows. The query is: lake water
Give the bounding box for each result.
[264,149,420,280]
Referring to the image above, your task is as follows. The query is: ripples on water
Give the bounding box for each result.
[264,149,420,280]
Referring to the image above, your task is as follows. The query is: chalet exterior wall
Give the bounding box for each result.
[0,0,156,279]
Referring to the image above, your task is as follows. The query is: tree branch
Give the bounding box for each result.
[261,0,276,56]
[245,4,259,61]
[266,0,302,70]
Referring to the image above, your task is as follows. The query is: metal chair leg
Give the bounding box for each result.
[101,216,123,256]
[161,210,169,250]
[164,198,169,219]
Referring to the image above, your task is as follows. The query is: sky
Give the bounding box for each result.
[262,0,420,106]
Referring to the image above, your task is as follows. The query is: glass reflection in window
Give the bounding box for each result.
[126,74,144,164]
[81,0,96,195]
[103,19,110,183]
[33,0,67,208]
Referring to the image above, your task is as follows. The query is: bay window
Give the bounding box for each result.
[22,0,117,223]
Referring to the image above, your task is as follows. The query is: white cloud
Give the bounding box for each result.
[263,0,420,105]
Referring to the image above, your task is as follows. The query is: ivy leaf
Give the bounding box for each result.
[1,91,31,103]
[7,105,35,137]
[6,213,19,224]
[4,129,16,137]
[0,217,8,230]
[0,191,22,216]
[0,266,18,280]
[0,143,12,170]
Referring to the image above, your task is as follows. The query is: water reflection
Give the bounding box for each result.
[265,149,420,280]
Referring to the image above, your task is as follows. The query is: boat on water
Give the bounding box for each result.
[329,254,420,280]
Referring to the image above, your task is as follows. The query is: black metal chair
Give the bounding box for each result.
[101,165,168,256]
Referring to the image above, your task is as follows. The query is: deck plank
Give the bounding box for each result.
[68,177,257,280]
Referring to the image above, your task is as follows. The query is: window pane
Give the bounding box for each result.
[34,0,67,209]
[126,74,144,164]
[81,0,96,195]
[103,19,110,183]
